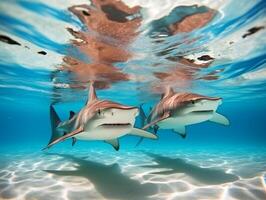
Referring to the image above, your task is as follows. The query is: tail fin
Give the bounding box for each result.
[135,105,158,147]
[43,105,62,150]
[139,104,146,128]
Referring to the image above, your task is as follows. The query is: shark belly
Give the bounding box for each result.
[75,126,132,140]
[184,111,214,125]
[158,111,214,128]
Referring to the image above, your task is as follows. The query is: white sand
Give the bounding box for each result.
[0,148,265,200]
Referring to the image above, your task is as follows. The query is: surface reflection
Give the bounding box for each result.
[53,0,142,95]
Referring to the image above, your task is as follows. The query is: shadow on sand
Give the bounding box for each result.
[143,152,239,185]
[44,153,157,200]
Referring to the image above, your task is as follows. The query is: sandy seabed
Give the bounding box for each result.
[0,148,265,200]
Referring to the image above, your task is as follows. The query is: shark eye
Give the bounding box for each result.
[191,100,195,104]
[97,109,101,115]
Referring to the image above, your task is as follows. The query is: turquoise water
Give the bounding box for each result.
[0,0,266,199]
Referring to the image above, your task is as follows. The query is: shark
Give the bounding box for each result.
[136,87,229,146]
[44,82,157,151]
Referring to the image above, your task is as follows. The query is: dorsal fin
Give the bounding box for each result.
[69,111,75,119]
[87,81,97,104]
[161,86,174,99]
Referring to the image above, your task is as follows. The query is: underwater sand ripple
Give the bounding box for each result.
[0,149,265,200]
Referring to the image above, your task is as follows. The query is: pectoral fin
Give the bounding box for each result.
[129,128,158,139]
[143,112,170,130]
[173,126,186,138]
[135,112,167,147]
[210,112,229,125]
[43,126,83,150]
[105,139,119,151]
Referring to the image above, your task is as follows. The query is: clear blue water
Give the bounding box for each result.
[0,0,265,199]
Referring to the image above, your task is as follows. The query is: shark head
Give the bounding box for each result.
[75,82,140,140]
[83,82,138,127]
[89,105,139,130]
[149,92,222,121]
[177,97,222,115]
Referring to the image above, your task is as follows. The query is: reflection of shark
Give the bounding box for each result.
[137,87,229,146]
[43,82,157,150]
[44,153,157,200]
[143,152,238,185]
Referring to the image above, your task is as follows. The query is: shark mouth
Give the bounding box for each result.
[99,123,131,127]
[192,110,214,113]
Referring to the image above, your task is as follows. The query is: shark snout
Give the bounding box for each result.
[181,99,221,114]
[194,99,221,111]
